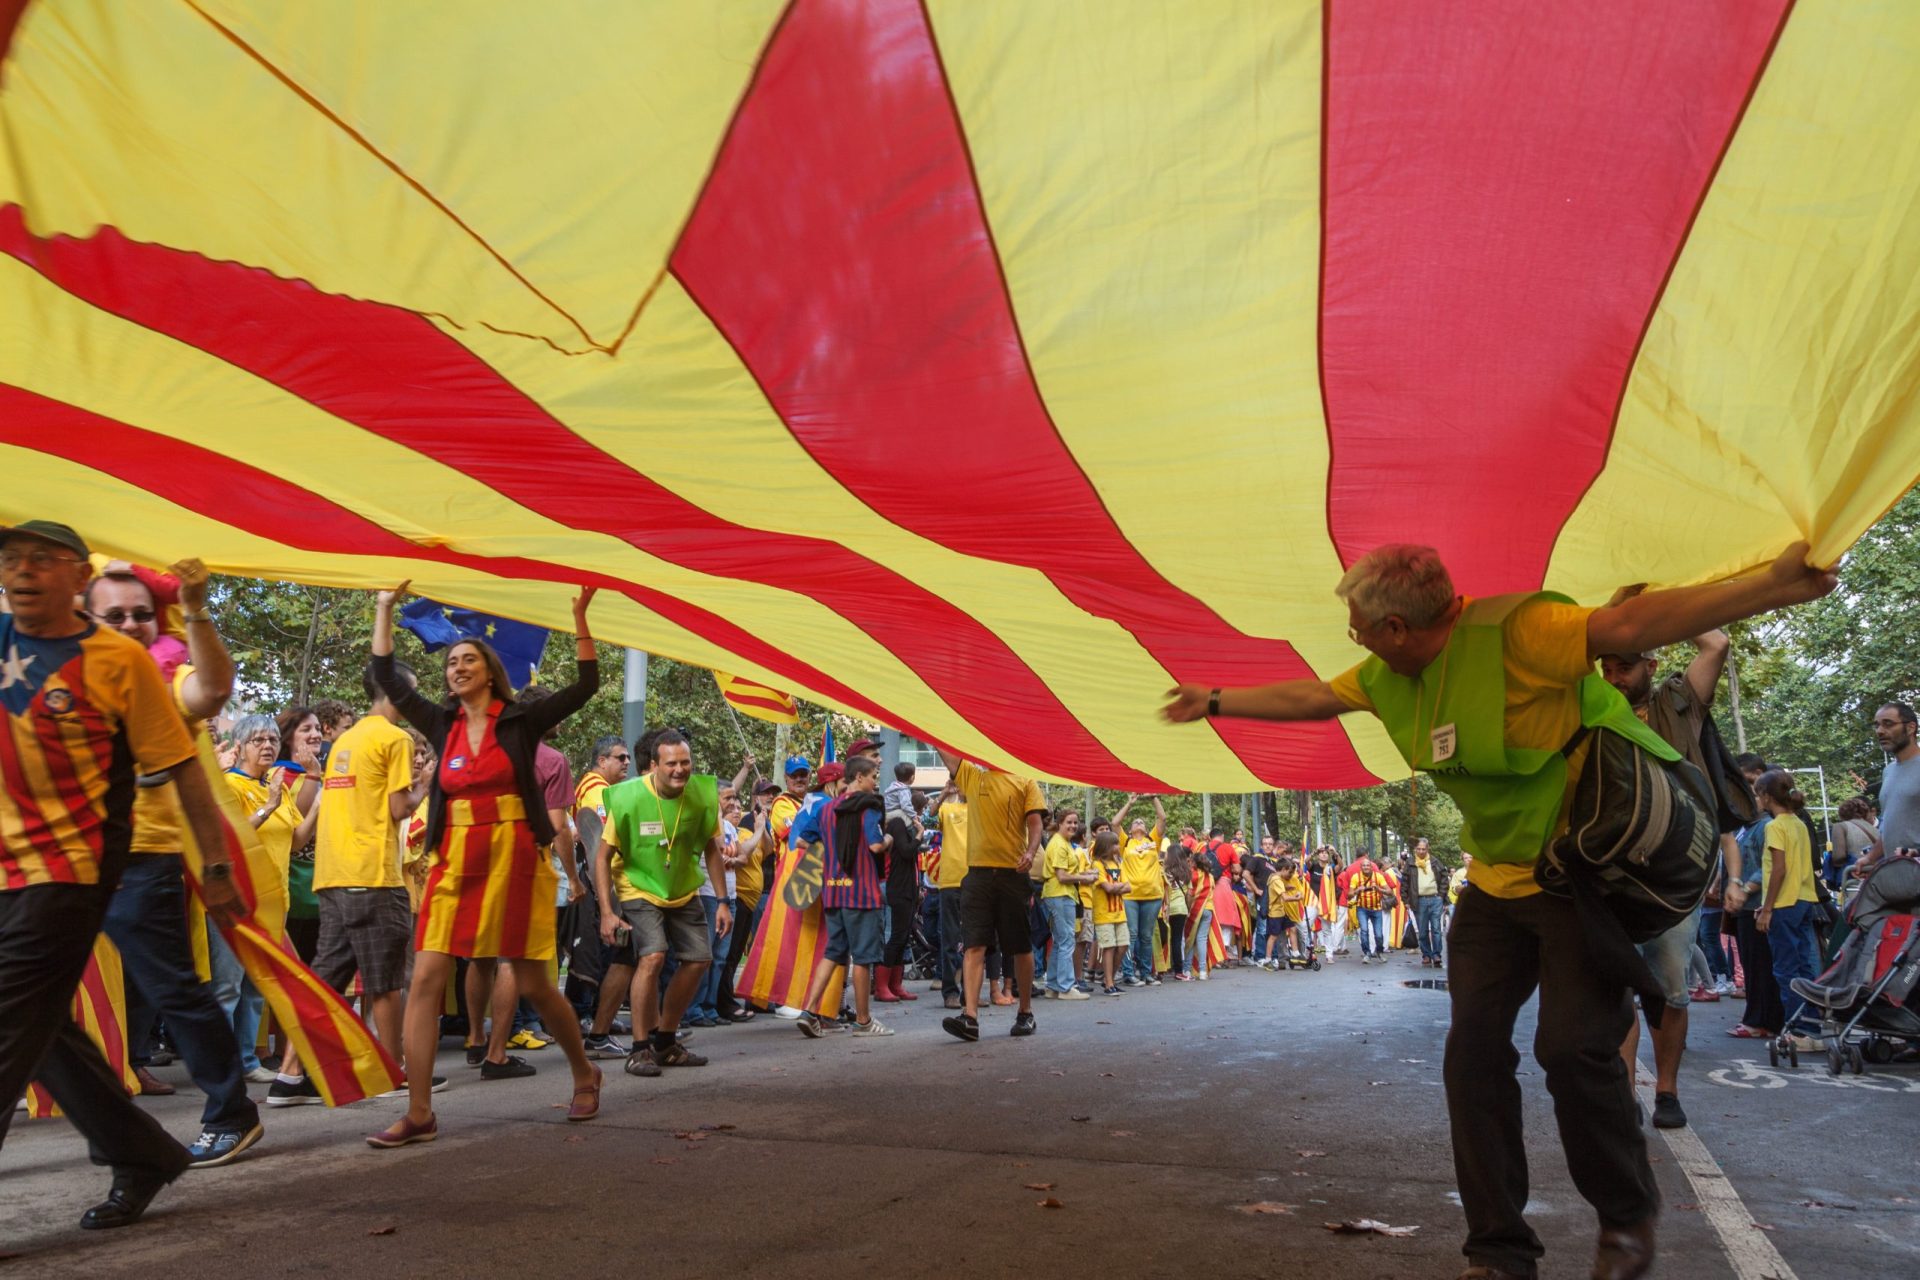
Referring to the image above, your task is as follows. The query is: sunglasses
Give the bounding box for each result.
[93,608,158,626]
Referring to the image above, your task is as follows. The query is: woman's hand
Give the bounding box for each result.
[572,585,597,627]
[264,772,285,811]
[376,580,411,613]
[293,739,322,774]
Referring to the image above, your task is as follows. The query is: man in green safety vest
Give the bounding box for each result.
[1163,541,1835,1280]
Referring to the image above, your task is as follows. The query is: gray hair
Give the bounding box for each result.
[1335,544,1455,629]
[231,713,280,749]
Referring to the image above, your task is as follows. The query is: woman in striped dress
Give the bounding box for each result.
[364,582,604,1148]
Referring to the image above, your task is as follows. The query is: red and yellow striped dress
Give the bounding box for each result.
[414,703,557,961]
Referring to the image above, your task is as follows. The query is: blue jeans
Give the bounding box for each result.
[1251,911,1269,957]
[1042,896,1078,993]
[1767,901,1820,1034]
[205,921,265,1072]
[104,855,256,1132]
[1122,898,1160,980]
[692,897,731,1019]
[938,888,965,999]
[1358,907,1388,956]
[1192,910,1213,974]
[1697,908,1730,980]
[1416,896,1445,960]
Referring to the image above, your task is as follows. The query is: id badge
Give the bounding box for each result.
[1430,723,1457,764]
[638,820,665,837]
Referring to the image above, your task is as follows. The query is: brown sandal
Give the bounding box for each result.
[566,1066,603,1122]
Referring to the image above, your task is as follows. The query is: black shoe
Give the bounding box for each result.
[265,1075,322,1107]
[654,1039,708,1068]
[465,1043,486,1068]
[1010,1012,1037,1037]
[942,1014,980,1043]
[186,1121,264,1169]
[480,1055,536,1080]
[80,1171,172,1230]
[1651,1091,1687,1129]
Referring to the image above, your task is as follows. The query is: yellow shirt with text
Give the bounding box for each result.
[313,714,413,891]
[952,760,1045,870]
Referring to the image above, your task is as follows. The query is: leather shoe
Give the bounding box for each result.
[134,1066,175,1097]
[80,1171,170,1230]
[1592,1217,1657,1280]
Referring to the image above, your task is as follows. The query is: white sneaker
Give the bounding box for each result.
[772,1004,804,1020]
[1197,970,1210,981]
[1056,987,1091,1001]
[851,1017,894,1037]
[244,1066,277,1084]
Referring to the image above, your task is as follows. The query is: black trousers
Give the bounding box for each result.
[1445,885,1658,1275]
[0,874,189,1182]
[881,884,916,968]
[1165,912,1188,976]
[1735,910,1784,1033]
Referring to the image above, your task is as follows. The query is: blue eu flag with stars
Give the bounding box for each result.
[397,599,549,690]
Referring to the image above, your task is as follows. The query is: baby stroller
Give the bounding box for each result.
[902,885,942,982]
[1788,853,1920,1076]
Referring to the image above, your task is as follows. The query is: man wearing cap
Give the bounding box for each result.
[1599,628,1748,1133]
[84,557,265,1166]
[0,521,250,1228]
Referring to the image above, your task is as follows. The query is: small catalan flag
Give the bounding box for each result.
[714,672,799,725]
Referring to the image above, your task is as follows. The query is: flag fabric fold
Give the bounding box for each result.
[714,671,799,724]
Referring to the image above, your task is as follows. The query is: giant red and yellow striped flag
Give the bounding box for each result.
[3,1,1917,790]
[715,672,799,726]
[179,735,401,1106]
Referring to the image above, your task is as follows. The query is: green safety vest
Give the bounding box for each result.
[604,774,718,903]
[1354,592,1677,865]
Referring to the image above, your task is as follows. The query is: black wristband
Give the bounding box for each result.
[1207,688,1222,718]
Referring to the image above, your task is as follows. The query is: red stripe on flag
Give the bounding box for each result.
[0,207,1157,790]
[725,691,796,715]
[669,0,1373,788]
[1319,0,1791,592]
[0,383,953,769]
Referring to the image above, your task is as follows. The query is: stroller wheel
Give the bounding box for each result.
[1827,1042,1845,1077]
[1786,1040,1799,1069]
[1766,1041,1780,1068]
[1866,1038,1895,1065]
[1849,1043,1865,1075]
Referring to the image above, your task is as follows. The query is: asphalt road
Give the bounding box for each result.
[3,954,1914,1278]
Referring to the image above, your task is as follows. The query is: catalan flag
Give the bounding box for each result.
[178,734,401,1106]
[714,672,799,726]
[2,1,1918,791]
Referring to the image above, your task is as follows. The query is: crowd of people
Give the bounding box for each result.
[6,517,1909,1280]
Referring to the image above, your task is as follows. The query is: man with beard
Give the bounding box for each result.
[1859,702,1919,873]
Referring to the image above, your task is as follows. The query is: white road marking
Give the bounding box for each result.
[1635,1066,1796,1280]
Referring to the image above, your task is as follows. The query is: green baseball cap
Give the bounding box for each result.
[0,520,90,559]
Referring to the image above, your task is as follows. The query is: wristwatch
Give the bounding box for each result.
[1207,688,1222,718]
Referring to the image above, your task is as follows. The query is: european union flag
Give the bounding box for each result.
[397,598,549,690]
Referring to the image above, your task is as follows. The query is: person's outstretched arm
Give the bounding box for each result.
[1586,542,1834,661]
[1163,680,1349,724]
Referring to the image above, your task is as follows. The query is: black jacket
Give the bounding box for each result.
[1399,855,1452,901]
[371,650,599,856]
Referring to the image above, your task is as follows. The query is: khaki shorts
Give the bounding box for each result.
[1094,920,1131,951]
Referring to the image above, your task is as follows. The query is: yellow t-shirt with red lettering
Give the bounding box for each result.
[312,714,413,891]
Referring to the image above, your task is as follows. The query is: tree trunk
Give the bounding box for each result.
[1726,648,1749,753]
[296,589,327,706]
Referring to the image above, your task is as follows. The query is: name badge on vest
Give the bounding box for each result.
[638,821,665,837]
[1430,724,1458,764]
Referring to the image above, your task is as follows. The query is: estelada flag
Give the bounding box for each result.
[714,672,799,725]
[24,936,134,1119]
[178,733,401,1105]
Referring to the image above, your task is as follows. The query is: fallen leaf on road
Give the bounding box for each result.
[1095,1020,1112,1025]
[1100,1072,1116,1078]
[1751,1223,1775,1231]
[649,1157,678,1166]
[368,1226,397,1236]
[672,1132,708,1142]
[1297,1150,1327,1159]
[1024,1182,1055,1191]
[1323,1219,1419,1237]
[1049,1070,1066,1077]
[1109,1130,1136,1137]
[1000,1078,1020,1084]
[1012,1161,1031,1168]
[1236,1202,1296,1215]
[1037,1198,1064,1209]
[1069,1115,1091,1122]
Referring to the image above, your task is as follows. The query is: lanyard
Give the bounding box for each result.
[646,777,686,861]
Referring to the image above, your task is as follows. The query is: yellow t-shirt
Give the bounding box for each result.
[223,770,301,883]
[1122,827,1166,900]
[1090,859,1130,925]
[1268,873,1307,921]
[936,800,970,890]
[1041,833,1081,900]
[131,664,199,853]
[312,714,414,891]
[1331,597,1596,899]
[952,760,1045,870]
[1762,813,1818,910]
[1076,847,1095,909]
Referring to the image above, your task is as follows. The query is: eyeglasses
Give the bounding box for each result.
[245,734,279,748]
[1347,614,1394,645]
[1,549,83,570]
[612,753,632,763]
[92,608,157,626]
